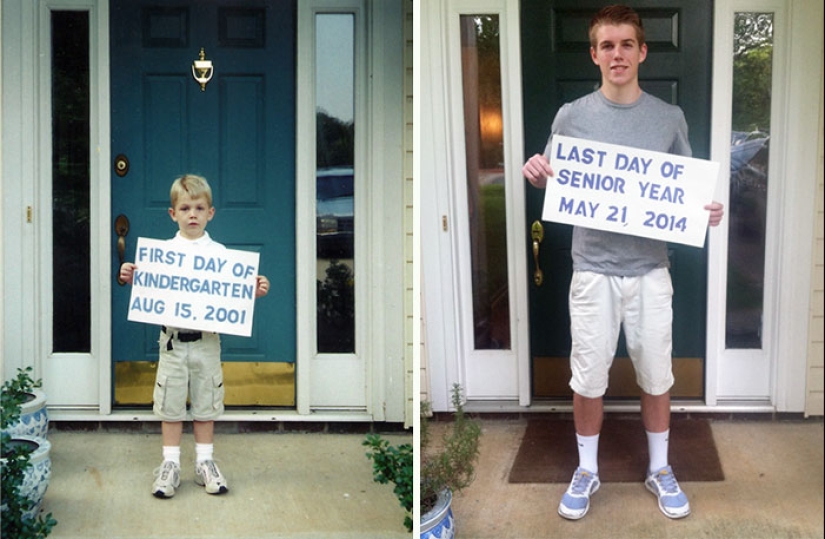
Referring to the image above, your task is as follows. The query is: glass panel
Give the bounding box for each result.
[315,14,355,353]
[726,13,773,348]
[460,15,511,350]
[51,11,91,353]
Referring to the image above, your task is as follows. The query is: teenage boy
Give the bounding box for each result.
[522,5,724,520]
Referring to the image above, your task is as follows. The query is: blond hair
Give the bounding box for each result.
[589,5,646,49]
[170,174,213,208]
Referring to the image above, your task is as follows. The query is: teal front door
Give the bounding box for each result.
[110,0,297,406]
[522,0,713,398]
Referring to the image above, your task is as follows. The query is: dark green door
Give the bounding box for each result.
[521,0,712,398]
[110,0,297,406]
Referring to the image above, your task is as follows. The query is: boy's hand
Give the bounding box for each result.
[705,201,725,227]
[119,262,137,285]
[522,154,554,188]
[255,275,270,298]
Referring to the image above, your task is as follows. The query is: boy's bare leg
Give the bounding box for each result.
[162,421,183,446]
[640,391,670,433]
[193,420,215,444]
[573,393,604,436]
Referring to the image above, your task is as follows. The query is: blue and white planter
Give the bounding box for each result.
[420,489,455,539]
[3,389,49,439]
[1,435,52,521]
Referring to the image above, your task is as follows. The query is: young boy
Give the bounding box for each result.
[119,174,269,498]
[522,5,724,521]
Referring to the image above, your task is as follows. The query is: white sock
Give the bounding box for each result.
[195,443,214,463]
[576,433,600,474]
[646,429,670,473]
[162,446,181,466]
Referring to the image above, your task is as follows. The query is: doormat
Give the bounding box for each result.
[508,418,724,483]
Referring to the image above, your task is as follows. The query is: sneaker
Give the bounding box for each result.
[195,459,229,494]
[558,467,601,520]
[152,461,181,499]
[645,465,691,519]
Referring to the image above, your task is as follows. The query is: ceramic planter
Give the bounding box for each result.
[420,488,455,539]
[2,435,52,521]
[3,389,49,439]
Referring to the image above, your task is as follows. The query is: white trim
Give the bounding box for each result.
[773,0,821,411]
[420,0,461,411]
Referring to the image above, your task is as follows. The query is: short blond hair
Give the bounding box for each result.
[170,174,213,208]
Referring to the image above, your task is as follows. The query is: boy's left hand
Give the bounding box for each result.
[705,201,725,227]
[255,275,270,298]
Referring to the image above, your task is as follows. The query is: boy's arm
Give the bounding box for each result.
[119,262,137,285]
[255,275,270,298]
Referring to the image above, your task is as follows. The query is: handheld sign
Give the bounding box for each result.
[127,237,260,336]
[542,135,720,247]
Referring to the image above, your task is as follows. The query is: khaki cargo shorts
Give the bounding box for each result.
[153,329,224,421]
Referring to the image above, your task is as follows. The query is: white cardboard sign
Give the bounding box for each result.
[127,237,260,336]
[542,135,720,247]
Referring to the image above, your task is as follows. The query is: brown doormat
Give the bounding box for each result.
[508,418,724,483]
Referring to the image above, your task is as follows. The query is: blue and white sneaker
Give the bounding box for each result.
[645,465,691,519]
[558,467,600,520]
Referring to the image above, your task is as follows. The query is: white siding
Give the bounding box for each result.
[806,72,825,417]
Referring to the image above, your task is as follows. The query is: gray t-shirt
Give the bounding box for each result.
[544,90,692,277]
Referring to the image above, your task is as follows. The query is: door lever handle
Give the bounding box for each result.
[115,214,130,285]
[531,220,544,287]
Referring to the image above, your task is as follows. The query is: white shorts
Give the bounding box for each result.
[568,268,674,398]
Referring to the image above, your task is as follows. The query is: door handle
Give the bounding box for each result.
[115,214,130,285]
[531,220,544,287]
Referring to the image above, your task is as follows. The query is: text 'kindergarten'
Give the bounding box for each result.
[127,237,260,336]
[541,135,720,247]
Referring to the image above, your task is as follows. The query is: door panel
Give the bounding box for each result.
[521,0,712,399]
[110,0,296,406]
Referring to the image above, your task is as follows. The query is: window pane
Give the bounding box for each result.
[726,13,772,348]
[316,14,355,353]
[460,15,511,350]
[52,11,91,353]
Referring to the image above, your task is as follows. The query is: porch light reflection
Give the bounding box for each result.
[461,14,511,350]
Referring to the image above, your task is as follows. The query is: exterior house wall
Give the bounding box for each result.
[403,0,415,427]
[806,74,825,417]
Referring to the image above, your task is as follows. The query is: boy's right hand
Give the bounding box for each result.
[522,154,554,189]
[119,262,137,285]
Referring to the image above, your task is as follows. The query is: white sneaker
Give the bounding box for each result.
[195,459,229,494]
[152,461,181,499]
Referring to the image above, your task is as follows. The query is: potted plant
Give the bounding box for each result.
[2,367,56,538]
[419,384,481,539]
[363,432,414,532]
[1,367,49,439]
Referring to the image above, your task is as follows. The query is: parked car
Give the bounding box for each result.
[316,167,354,259]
